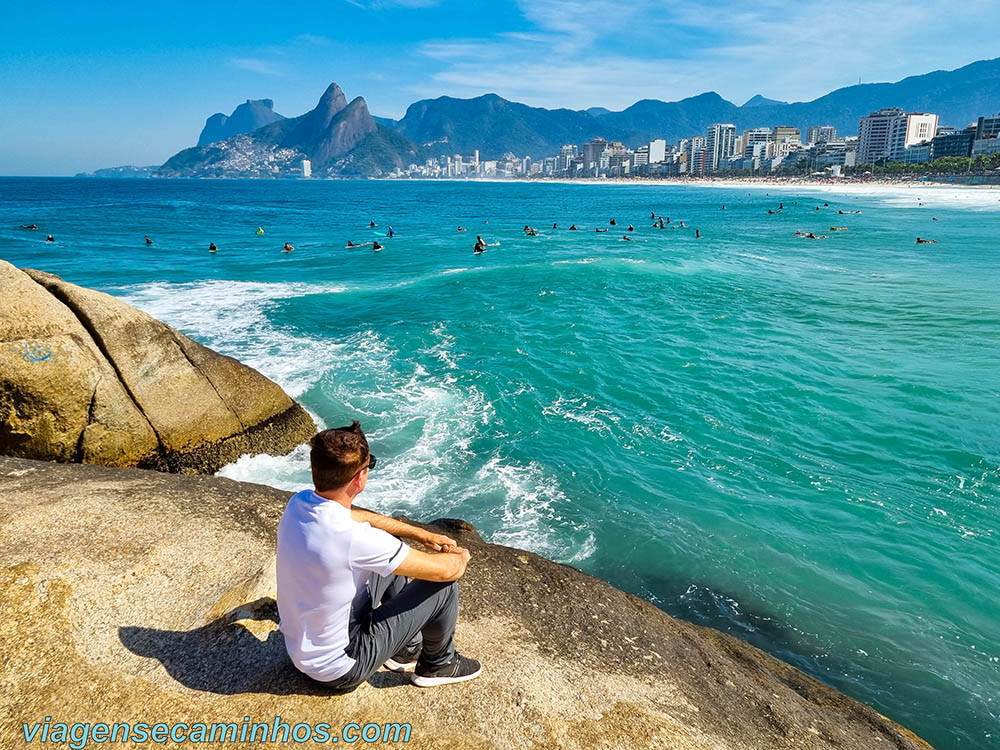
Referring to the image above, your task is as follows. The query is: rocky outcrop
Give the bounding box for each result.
[198,99,285,146]
[158,83,414,178]
[0,262,315,473]
[0,456,931,750]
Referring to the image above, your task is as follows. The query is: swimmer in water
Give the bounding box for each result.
[457,226,467,232]
[679,221,686,228]
[695,229,701,238]
[282,242,294,252]
[552,223,557,229]
[621,234,632,241]
[145,236,153,245]
[932,217,939,221]
[721,205,726,210]
[256,227,265,235]
[609,218,616,226]
[658,218,665,229]
[650,211,655,219]
[209,242,218,253]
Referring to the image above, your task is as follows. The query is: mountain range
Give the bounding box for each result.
[158,84,422,178]
[157,57,1000,177]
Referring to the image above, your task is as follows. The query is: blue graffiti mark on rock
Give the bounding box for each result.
[22,341,54,362]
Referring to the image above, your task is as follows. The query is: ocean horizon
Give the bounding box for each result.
[2,176,997,749]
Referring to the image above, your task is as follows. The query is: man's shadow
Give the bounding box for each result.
[119,598,410,695]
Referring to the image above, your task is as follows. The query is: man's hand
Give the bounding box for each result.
[421,531,458,552]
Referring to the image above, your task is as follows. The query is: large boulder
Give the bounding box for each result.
[0,457,931,750]
[0,261,315,473]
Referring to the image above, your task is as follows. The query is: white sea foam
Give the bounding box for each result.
[117,277,594,563]
[476,455,595,563]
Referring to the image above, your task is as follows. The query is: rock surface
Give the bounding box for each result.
[0,262,315,472]
[0,456,932,749]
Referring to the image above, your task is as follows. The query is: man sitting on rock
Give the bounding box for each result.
[277,422,482,690]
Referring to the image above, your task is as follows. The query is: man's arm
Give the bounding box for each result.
[351,507,458,551]
[393,546,470,583]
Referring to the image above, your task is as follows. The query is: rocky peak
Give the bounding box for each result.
[197,98,285,146]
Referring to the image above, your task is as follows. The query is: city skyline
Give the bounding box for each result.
[4,0,1000,175]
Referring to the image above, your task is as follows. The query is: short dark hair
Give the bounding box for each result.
[310,421,370,490]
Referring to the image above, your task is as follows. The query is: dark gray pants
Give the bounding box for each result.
[312,574,458,691]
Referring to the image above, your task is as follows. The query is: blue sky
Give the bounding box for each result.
[2,0,998,175]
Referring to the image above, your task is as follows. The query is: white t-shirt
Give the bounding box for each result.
[276,489,410,682]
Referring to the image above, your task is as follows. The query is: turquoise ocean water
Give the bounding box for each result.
[1,177,997,748]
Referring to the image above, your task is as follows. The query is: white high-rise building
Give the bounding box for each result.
[859,109,939,163]
[301,159,312,178]
[742,128,773,158]
[888,113,938,161]
[648,138,667,164]
[858,108,902,163]
[807,125,838,145]
[706,123,736,171]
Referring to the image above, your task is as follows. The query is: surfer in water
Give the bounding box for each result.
[209,242,218,253]
[256,227,265,235]
[474,236,487,254]
[346,240,372,248]
[45,234,54,242]
[569,224,578,231]
[387,226,394,237]
[369,220,376,228]
[621,234,632,241]
[552,223,557,229]
[695,229,701,238]
[20,224,37,230]
[609,218,617,226]
[627,224,635,232]
[595,227,608,233]
[145,236,153,245]
[915,237,937,244]
[457,226,467,232]
[373,241,383,251]
[282,242,294,253]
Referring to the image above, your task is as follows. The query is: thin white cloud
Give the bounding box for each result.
[228,57,285,76]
